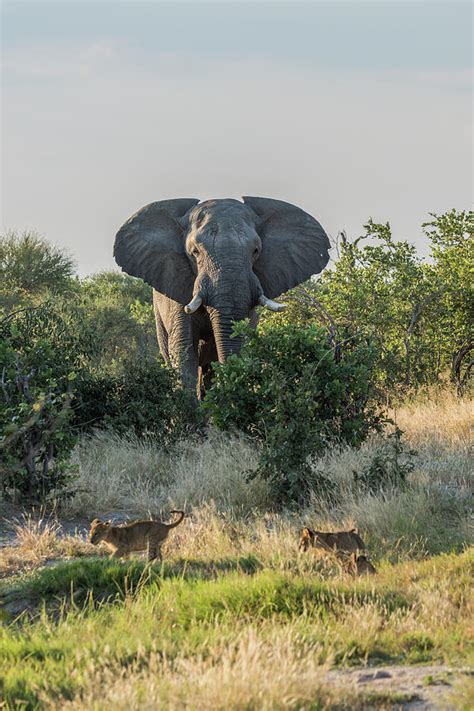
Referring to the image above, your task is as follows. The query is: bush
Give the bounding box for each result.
[0,229,76,294]
[204,322,384,505]
[0,303,197,503]
[73,356,199,442]
[353,428,416,494]
[0,304,95,502]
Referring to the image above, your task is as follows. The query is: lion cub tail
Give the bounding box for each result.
[166,510,185,529]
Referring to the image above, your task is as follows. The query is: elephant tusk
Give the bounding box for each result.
[184,293,203,314]
[259,294,287,312]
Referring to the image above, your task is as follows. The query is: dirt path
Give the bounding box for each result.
[324,664,471,709]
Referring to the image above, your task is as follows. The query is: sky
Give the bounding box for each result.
[1,0,472,275]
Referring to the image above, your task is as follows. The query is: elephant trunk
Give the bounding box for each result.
[208,308,246,363]
[187,267,287,363]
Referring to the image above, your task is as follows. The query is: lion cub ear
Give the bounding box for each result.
[105,520,112,526]
[91,518,101,526]
[302,527,314,538]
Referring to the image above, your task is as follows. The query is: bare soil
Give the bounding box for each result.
[324,665,472,709]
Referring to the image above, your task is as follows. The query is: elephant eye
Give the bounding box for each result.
[253,248,259,258]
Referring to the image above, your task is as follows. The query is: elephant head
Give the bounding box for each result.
[114,197,330,361]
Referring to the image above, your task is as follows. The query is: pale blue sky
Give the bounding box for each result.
[1,1,472,274]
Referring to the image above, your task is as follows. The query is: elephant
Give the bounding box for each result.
[113,197,330,397]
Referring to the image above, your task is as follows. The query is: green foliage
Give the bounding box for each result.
[423,210,473,393]
[0,230,76,295]
[263,210,472,399]
[0,304,95,502]
[80,271,157,364]
[0,301,196,502]
[205,321,383,505]
[73,356,199,441]
[353,429,416,494]
[1,210,470,503]
[14,558,159,604]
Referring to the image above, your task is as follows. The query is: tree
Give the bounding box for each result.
[0,230,76,295]
[261,212,472,399]
[79,271,157,365]
[0,304,95,502]
[423,210,473,393]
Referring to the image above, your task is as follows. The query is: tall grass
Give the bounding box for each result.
[62,392,472,559]
[68,429,271,516]
[0,514,93,578]
[2,550,472,709]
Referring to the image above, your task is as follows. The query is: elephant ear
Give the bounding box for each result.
[243,196,331,299]
[114,198,200,304]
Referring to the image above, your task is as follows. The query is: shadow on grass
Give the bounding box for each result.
[0,554,264,613]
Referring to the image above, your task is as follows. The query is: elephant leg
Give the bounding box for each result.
[197,366,205,399]
[154,292,170,364]
[197,338,218,397]
[201,363,214,394]
[168,316,199,395]
[155,311,170,363]
[153,292,199,395]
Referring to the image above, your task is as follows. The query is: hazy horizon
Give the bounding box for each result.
[1,0,472,276]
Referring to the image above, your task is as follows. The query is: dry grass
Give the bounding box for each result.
[0,391,472,710]
[393,388,473,452]
[55,391,473,562]
[4,549,472,710]
[67,429,271,518]
[0,393,471,578]
[0,513,94,578]
[55,630,401,711]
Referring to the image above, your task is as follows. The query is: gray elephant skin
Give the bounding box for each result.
[114,197,330,397]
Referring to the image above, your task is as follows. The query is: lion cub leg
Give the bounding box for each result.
[147,537,163,562]
[109,547,128,559]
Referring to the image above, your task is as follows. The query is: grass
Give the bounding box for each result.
[67,428,272,516]
[0,514,93,579]
[1,549,472,709]
[0,389,472,709]
[61,391,472,560]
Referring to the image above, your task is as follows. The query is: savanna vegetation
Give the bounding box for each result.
[0,212,472,709]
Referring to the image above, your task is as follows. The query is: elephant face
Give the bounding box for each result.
[114,196,330,361]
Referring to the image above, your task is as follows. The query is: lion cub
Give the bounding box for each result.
[344,552,377,577]
[89,511,185,561]
[298,526,366,555]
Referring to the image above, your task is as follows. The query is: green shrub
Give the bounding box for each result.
[0,304,95,502]
[0,303,197,503]
[0,229,76,294]
[353,428,416,494]
[73,355,199,442]
[204,322,384,505]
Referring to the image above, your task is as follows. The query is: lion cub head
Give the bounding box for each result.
[298,527,316,552]
[347,552,377,576]
[299,526,366,554]
[89,518,112,546]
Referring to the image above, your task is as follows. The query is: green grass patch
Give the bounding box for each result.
[1,550,472,709]
[4,558,155,601]
[0,554,263,614]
